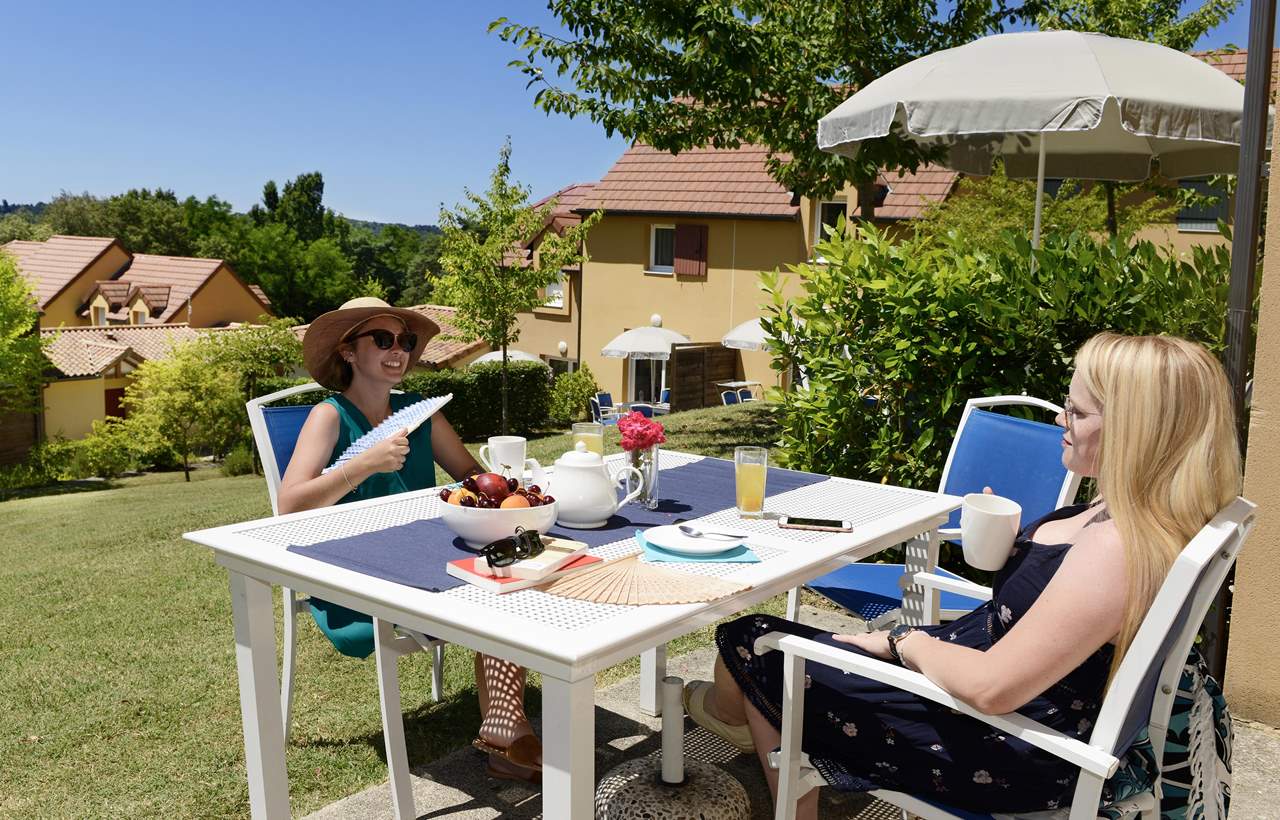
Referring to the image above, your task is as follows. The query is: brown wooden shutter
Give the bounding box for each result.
[673,224,708,277]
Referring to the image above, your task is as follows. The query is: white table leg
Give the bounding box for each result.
[542,674,595,819]
[229,571,290,819]
[900,530,941,626]
[639,645,667,717]
[373,618,415,820]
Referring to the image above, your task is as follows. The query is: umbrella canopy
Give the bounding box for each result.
[818,31,1247,183]
[721,318,770,351]
[468,349,546,367]
[601,326,691,361]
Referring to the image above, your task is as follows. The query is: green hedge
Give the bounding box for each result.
[763,222,1233,491]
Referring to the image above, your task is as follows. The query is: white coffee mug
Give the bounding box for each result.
[479,435,541,478]
[960,493,1022,571]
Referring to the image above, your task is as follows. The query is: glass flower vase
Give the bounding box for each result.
[627,444,660,510]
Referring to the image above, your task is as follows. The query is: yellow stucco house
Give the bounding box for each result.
[2,235,274,442]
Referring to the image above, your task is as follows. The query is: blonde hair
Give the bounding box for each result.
[1074,333,1241,679]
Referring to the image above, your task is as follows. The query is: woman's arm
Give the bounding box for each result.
[277,403,410,514]
[838,526,1128,715]
[430,412,484,481]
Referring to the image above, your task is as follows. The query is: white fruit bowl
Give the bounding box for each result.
[439,499,558,548]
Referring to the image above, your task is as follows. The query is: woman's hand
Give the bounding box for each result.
[832,630,892,660]
[356,428,410,474]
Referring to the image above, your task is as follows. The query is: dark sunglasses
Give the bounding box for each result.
[349,328,418,353]
[463,527,545,569]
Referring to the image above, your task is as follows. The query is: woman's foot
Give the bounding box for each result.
[485,751,541,784]
[473,731,542,769]
[684,679,756,752]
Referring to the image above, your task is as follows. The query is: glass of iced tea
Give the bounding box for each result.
[734,446,768,518]
[572,422,605,456]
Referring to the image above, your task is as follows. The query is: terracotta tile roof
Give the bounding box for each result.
[875,165,961,220]
[94,280,133,310]
[291,304,486,370]
[40,323,238,377]
[119,255,224,323]
[1194,48,1277,86]
[135,285,172,316]
[2,235,125,309]
[579,144,797,219]
[248,284,270,307]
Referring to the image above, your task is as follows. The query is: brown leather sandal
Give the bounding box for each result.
[472,734,542,770]
[485,754,542,785]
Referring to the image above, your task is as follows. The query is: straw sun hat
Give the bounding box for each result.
[302,297,441,391]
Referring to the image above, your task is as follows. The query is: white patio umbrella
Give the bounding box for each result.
[818,31,1249,248]
[721,318,770,351]
[602,324,691,402]
[468,349,545,367]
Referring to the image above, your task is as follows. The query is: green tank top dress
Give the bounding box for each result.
[308,391,436,659]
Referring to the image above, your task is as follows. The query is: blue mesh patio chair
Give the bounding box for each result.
[738,387,755,403]
[246,382,447,750]
[596,391,618,414]
[722,390,740,405]
[788,395,1082,628]
[660,387,671,404]
[630,403,655,418]
[590,396,620,425]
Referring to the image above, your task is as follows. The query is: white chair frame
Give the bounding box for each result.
[760,497,1255,820]
[785,395,1083,626]
[246,382,446,817]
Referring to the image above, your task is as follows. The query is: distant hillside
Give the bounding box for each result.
[347,219,440,237]
[1,201,47,216]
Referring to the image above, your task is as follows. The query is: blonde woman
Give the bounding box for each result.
[684,333,1241,816]
[281,298,542,783]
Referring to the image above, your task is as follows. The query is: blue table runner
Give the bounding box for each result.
[286,456,826,592]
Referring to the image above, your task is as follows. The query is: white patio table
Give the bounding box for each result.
[184,450,959,819]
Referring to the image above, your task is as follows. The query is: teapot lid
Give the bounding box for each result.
[557,440,605,467]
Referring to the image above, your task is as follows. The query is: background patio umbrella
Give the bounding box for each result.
[602,324,691,402]
[721,318,769,351]
[817,30,1249,248]
[468,349,545,367]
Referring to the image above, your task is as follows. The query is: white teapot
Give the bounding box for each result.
[548,442,644,529]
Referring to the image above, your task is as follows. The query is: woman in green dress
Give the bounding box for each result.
[279,297,541,782]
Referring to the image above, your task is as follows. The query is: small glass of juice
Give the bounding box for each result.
[572,422,605,456]
[734,446,768,518]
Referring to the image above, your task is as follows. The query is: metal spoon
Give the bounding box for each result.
[678,524,749,540]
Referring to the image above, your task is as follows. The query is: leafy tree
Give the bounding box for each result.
[107,188,192,256]
[492,1,1030,215]
[42,191,112,237]
[437,140,600,433]
[278,172,328,243]
[0,252,48,415]
[912,163,1179,245]
[0,213,52,243]
[124,338,242,481]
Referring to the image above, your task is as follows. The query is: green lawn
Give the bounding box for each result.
[0,403,787,818]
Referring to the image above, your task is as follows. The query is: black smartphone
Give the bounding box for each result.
[778,515,853,532]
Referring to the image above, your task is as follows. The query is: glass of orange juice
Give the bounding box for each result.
[735,446,768,518]
[572,422,605,456]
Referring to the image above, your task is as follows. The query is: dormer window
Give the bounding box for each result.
[92,306,107,325]
[132,308,148,325]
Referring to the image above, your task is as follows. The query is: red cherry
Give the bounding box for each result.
[541,495,555,505]
[459,495,477,508]
[439,488,452,501]
[462,476,479,493]
[507,477,519,492]
[527,484,541,495]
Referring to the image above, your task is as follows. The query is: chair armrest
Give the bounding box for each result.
[911,572,993,602]
[752,631,1119,779]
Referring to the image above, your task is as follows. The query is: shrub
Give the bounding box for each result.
[548,364,600,425]
[0,438,80,491]
[401,361,552,440]
[221,444,256,477]
[74,418,142,478]
[763,221,1231,491]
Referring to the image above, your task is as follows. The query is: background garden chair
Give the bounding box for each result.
[722,390,740,405]
[758,496,1255,820]
[596,391,619,415]
[738,387,755,403]
[660,387,671,405]
[788,396,1081,627]
[590,396,620,425]
[630,403,655,418]
[246,382,447,749]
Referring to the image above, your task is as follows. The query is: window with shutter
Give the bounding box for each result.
[649,225,676,273]
[674,224,708,277]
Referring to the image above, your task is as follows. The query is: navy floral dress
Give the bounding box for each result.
[717,503,1114,813]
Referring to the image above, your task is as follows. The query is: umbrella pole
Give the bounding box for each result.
[1032,135,1046,252]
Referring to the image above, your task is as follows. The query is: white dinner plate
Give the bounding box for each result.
[642,524,745,556]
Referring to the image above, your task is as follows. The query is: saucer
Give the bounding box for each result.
[641,525,745,556]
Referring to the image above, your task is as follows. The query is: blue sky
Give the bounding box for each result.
[0,1,1261,225]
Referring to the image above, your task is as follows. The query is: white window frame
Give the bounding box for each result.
[545,356,578,378]
[132,308,148,325]
[627,358,668,403]
[648,224,676,275]
[92,305,107,325]
[812,200,847,263]
[543,272,566,308]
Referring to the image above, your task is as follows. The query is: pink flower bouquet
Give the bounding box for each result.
[617,411,666,452]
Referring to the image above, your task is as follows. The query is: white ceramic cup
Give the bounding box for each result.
[479,435,541,478]
[960,493,1023,571]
